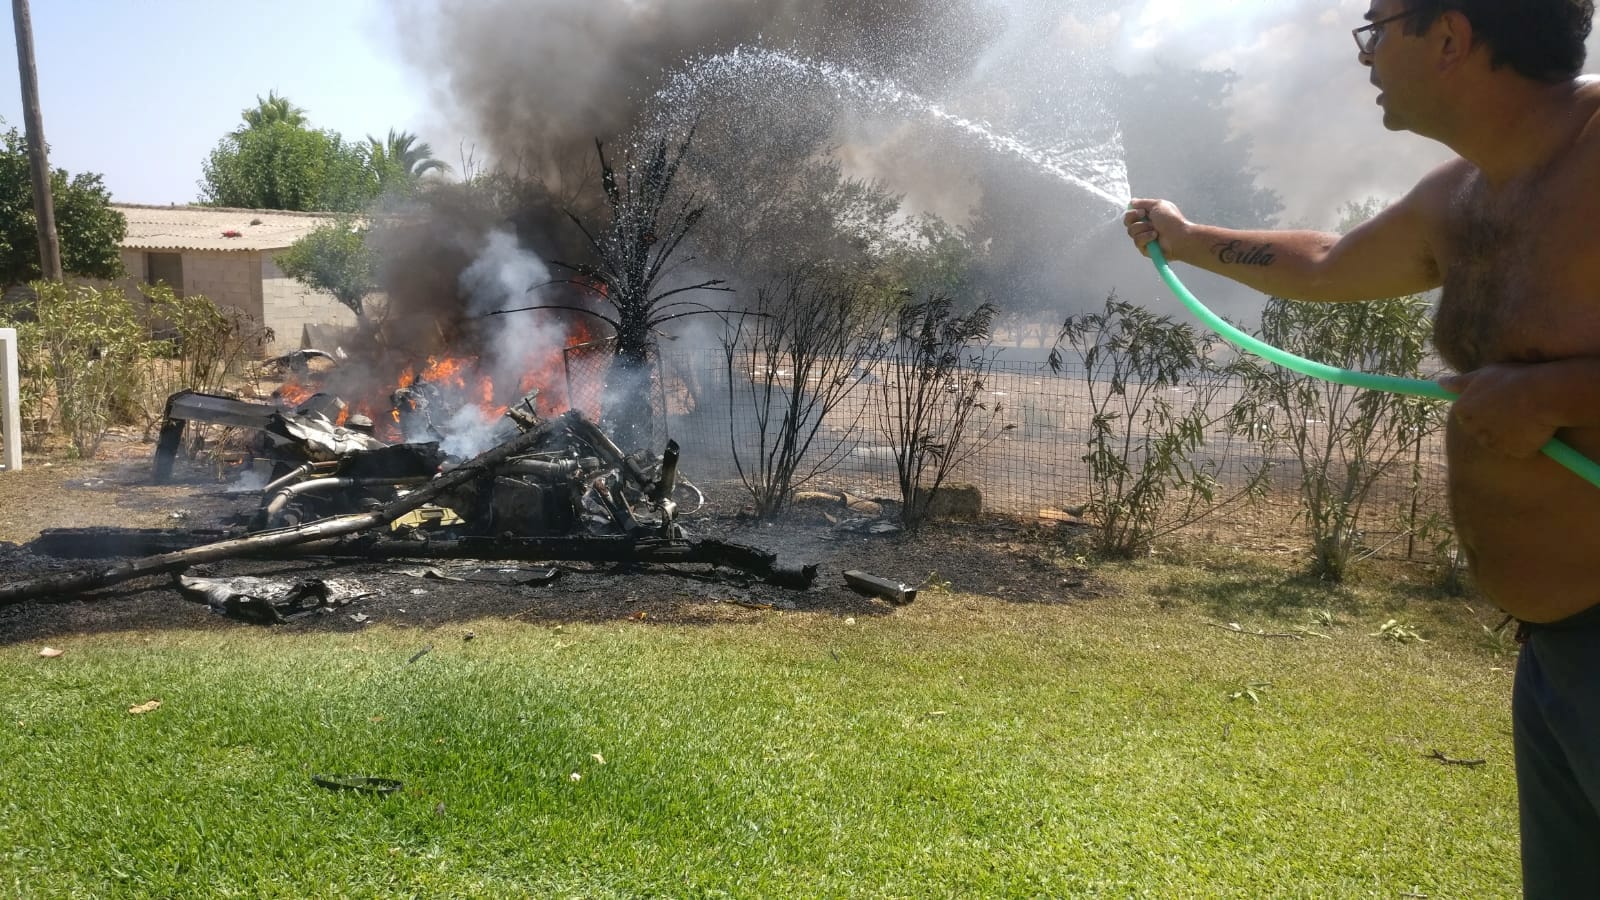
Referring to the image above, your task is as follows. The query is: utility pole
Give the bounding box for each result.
[11,0,61,281]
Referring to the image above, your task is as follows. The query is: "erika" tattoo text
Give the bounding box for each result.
[1213,240,1276,267]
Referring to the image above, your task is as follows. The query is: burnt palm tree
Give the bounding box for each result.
[503,130,730,449]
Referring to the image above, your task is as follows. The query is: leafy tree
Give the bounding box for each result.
[276,216,376,323]
[878,215,980,307]
[959,65,1284,318]
[0,124,126,289]
[1116,67,1283,229]
[2,281,146,458]
[658,78,905,284]
[1229,202,1446,581]
[199,122,376,212]
[238,91,308,132]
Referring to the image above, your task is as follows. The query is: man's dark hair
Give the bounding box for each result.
[1403,0,1594,82]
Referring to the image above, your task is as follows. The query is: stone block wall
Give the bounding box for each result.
[260,254,355,354]
[182,251,262,321]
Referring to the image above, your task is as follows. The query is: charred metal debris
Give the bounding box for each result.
[1,390,818,612]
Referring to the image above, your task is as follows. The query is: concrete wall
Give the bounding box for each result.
[115,248,353,356]
[119,247,259,320]
[118,249,147,284]
[182,251,262,322]
[260,253,356,354]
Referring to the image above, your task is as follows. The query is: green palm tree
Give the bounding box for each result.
[238,91,307,132]
[366,128,450,180]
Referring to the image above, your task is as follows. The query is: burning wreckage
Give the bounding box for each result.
[159,385,696,539]
[0,379,819,618]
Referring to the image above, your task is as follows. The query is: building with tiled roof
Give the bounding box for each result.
[114,204,356,354]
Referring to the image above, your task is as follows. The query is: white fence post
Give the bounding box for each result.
[1,327,20,472]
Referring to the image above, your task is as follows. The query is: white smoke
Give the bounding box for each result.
[436,230,571,457]
[1095,0,1600,226]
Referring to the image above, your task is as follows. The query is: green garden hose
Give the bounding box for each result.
[1145,242,1600,489]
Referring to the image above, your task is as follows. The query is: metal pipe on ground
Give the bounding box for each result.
[261,476,432,528]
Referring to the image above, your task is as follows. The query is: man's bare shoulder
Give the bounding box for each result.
[1363,158,1472,247]
[1406,158,1474,213]
[1575,77,1600,151]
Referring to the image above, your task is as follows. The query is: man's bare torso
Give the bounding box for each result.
[1431,84,1600,622]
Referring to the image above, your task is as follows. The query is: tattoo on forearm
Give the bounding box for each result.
[1213,240,1276,267]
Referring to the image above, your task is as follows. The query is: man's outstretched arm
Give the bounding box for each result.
[1124,162,1459,302]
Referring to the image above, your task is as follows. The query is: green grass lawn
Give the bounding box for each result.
[0,551,1520,898]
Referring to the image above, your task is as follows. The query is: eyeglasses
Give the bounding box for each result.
[1352,9,1415,55]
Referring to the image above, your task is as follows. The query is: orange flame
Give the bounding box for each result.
[268,320,605,445]
[275,381,314,407]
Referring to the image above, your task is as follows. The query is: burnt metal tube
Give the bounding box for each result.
[651,440,680,505]
[843,570,917,605]
[502,459,584,479]
[260,463,319,496]
[262,476,430,528]
[565,412,651,488]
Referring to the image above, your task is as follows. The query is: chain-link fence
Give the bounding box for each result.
[564,337,671,448]
[651,349,1451,558]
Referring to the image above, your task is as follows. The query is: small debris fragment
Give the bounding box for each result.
[176,574,371,625]
[39,647,64,658]
[311,774,403,794]
[128,700,162,715]
[843,570,917,605]
[1425,749,1487,768]
[569,772,582,782]
[463,631,476,642]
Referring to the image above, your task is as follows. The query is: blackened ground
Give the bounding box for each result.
[0,437,1104,645]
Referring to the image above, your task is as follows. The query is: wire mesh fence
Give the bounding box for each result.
[564,337,671,448]
[654,349,1452,559]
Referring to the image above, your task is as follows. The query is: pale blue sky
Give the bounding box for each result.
[1,0,429,204]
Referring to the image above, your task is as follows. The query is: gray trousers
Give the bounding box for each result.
[1515,604,1600,898]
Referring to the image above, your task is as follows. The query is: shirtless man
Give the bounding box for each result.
[1123,1,1599,894]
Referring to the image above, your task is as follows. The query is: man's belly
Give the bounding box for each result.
[1448,421,1600,622]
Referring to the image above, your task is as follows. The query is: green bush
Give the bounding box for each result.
[1231,293,1445,581]
[0,283,271,458]
[1051,297,1265,557]
[9,282,145,458]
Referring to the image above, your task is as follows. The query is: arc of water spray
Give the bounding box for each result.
[674,48,1600,487]
[670,48,1132,208]
[1141,238,1600,489]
